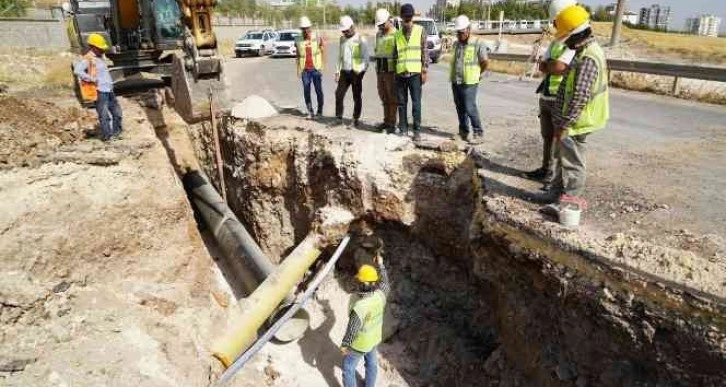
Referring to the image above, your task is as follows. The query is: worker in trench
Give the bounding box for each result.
[340,251,389,387]
[543,4,610,215]
[73,33,123,141]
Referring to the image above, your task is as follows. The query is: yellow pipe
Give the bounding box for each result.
[212,234,324,368]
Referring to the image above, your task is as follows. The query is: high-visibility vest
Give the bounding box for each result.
[395,24,423,74]
[79,51,98,103]
[350,289,386,353]
[339,34,365,73]
[562,42,610,136]
[450,40,482,85]
[375,28,396,72]
[296,35,324,73]
[545,41,567,96]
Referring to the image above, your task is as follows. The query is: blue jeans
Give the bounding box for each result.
[451,83,483,135]
[302,69,324,115]
[342,347,378,387]
[396,74,422,133]
[96,91,122,140]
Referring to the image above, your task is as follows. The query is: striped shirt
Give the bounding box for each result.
[553,38,599,131]
[341,263,390,349]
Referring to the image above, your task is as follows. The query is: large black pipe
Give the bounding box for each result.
[183,170,275,296]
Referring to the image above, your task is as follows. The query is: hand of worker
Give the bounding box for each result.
[421,71,427,85]
[375,254,383,266]
[334,73,340,83]
[554,128,565,141]
[341,347,349,356]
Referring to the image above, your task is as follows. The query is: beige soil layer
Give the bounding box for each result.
[0,96,224,386]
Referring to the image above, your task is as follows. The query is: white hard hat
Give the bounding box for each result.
[549,0,577,20]
[454,15,471,31]
[299,16,312,28]
[339,15,354,31]
[375,9,390,26]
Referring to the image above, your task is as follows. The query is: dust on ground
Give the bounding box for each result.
[0,92,222,386]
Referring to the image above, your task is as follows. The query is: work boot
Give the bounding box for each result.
[353,119,361,129]
[375,122,388,132]
[412,132,422,142]
[335,117,344,126]
[540,181,553,192]
[459,133,470,143]
[524,167,548,181]
[470,132,484,144]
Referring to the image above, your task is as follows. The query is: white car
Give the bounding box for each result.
[235,30,276,57]
[271,30,301,58]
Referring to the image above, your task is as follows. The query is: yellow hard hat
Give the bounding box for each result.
[554,4,591,40]
[356,264,379,283]
[87,33,109,50]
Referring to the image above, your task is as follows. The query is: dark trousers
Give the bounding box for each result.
[335,70,365,120]
[451,83,483,135]
[377,72,397,128]
[302,69,323,115]
[538,98,557,181]
[96,91,122,141]
[553,133,588,197]
[396,74,422,133]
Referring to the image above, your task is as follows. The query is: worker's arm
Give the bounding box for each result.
[319,37,326,71]
[377,257,390,297]
[543,59,569,75]
[478,41,489,74]
[341,310,362,351]
[335,36,343,76]
[362,36,370,72]
[555,57,598,133]
[421,30,429,84]
[73,59,94,82]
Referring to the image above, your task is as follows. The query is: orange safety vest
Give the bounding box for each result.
[80,52,98,103]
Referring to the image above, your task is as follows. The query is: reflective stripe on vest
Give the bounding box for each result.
[395,25,423,74]
[547,41,567,96]
[80,52,98,103]
[350,289,386,353]
[296,36,323,72]
[450,40,481,85]
[375,29,396,72]
[563,42,610,136]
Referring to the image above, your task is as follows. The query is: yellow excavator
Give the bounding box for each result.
[64,0,223,120]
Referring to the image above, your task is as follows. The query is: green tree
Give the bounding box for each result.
[0,0,29,16]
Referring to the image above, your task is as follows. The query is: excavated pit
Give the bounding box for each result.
[188,114,726,386]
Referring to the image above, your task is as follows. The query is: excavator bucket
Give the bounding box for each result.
[171,53,196,122]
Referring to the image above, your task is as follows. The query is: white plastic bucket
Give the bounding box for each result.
[558,203,582,229]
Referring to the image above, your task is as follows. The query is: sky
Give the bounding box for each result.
[337,0,726,33]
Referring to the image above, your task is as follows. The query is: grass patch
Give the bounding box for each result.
[0,47,74,90]
[592,22,726,64]
[610,71,726,105]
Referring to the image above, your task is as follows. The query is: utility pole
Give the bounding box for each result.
[610,0,626,46]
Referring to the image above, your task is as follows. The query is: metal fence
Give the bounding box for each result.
[488,52,726,95]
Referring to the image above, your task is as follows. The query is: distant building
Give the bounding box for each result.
[685,14,722,37]
[638,4,671,31]
[436,0,461,7]
[605,3,638,25]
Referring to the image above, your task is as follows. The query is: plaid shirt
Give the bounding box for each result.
[554,38,599,131]
[341,263,390,349]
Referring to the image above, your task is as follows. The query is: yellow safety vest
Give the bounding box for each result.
[395,24,423,74]
[350,289,386,353]
[375,28,397,73]
[296,35,323,73]
[450,40,481,85]
[338,34,365,73]
[546,41,567,96]
[563,42,610,136]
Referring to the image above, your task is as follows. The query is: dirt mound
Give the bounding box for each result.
[0,96,95,169]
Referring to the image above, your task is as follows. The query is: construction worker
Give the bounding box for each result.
[296,16,325,119]
[526,0,577,190]
[341,255,390,387]
[394,3,428,142]
[450,15,489,144]
[373,8,398,134]
[73,33,122,141]
[335,15,370,128]
[545,4,610,213]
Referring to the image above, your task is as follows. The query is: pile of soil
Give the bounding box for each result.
[0,96,95,169]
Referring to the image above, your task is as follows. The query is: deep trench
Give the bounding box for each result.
[177,116,726,387]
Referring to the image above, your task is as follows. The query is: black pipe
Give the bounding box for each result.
[183,170,275,296]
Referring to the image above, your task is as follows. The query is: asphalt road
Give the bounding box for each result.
[223,45,726,254]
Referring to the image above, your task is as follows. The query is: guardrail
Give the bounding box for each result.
[488,53,726,95]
